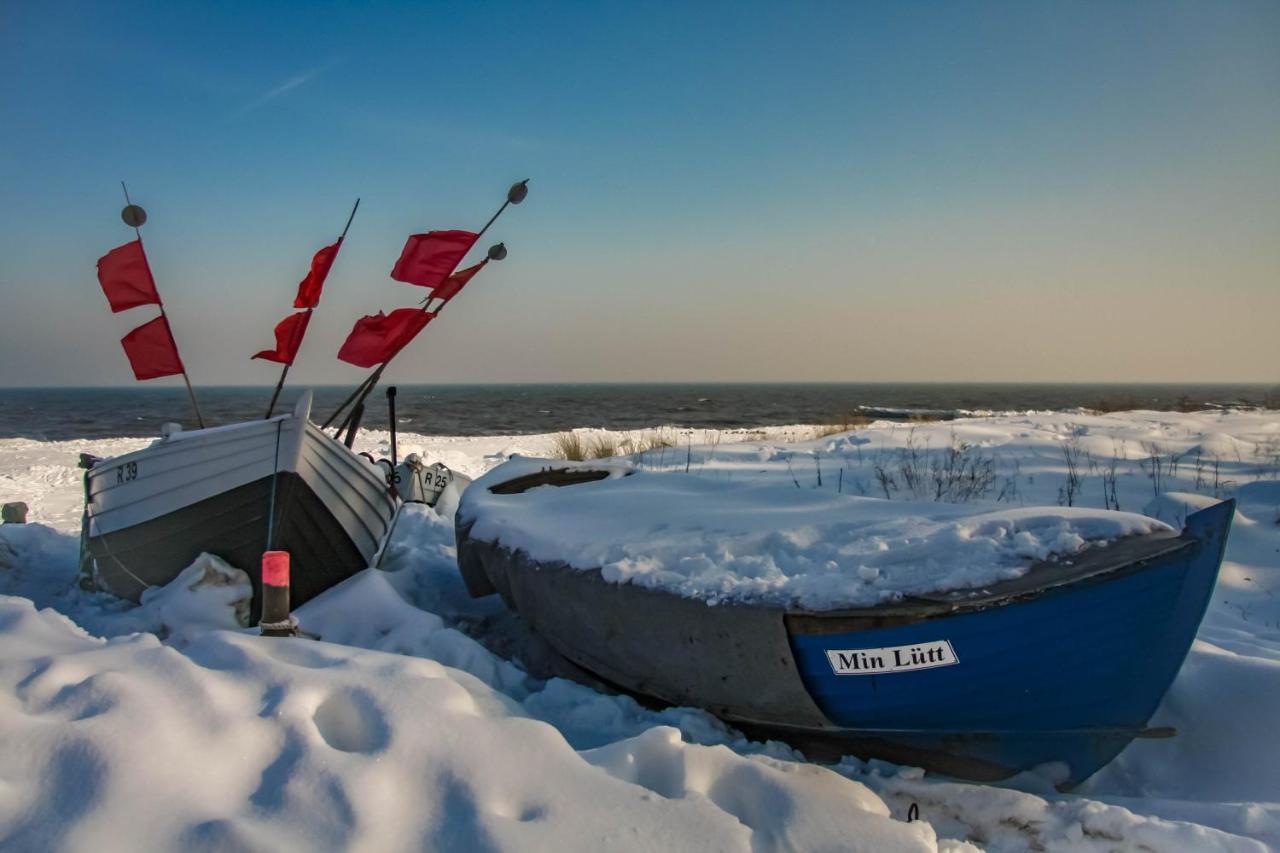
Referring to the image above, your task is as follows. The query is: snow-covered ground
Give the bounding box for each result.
[1,409,1278,851]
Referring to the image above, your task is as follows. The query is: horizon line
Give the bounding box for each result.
[2,380,1276,392]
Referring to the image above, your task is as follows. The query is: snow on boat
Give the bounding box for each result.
[80,391,398,619]
[455,459,1235,788]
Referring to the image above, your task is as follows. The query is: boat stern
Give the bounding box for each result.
[783,500,1236,788]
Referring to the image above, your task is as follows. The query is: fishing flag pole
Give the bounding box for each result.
[323,180,528,433]
[320,371,377,429]
[330,240,510,444]
[476,179,527,241]
[331,237,511,443]
[117,183,207,429]
[261,198,361,419]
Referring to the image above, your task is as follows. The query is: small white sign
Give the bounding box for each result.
[825,640,959,676]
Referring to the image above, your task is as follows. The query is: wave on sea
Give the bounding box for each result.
[0,382,1273,440]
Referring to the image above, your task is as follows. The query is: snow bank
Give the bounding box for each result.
[2,408,1278,850]
[0,526,255,646]
[462,457,1170,609]
[867,770,1264,853]
[0,594,941,852]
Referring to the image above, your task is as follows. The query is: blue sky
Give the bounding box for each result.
[1,1,1277,385]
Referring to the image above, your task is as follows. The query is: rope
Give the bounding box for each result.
[84,502,155,595]
[258,615,298,634]
[265,419,283,551]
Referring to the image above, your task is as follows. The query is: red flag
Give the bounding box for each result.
[430,259,487,303]
[390,230,477,288]
[252,311,312,365]
[120,316,184,380]
[337,308,435,368]
[293,239,342,309]
[97,240,160,313]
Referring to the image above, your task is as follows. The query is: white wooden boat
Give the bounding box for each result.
[80,391,399,620]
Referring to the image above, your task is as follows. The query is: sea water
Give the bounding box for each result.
[0,382,1272,440]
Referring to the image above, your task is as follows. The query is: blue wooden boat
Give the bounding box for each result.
[455,467,1234,789]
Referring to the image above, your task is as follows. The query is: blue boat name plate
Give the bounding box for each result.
[825,640,959,676]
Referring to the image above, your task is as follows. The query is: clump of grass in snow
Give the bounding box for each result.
[632,430,676,453]
[1058,430,1085,507]
[551,430,668,461]
[813,415,873,439]
[871,429,998,503]
[551,432,588,461]
[588,434,619,459]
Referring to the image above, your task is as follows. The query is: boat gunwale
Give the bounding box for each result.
[785,529,1196,634]
[297,429,396,553]
[301,421,396,498]
[467,463,1211,631]
[85,390,312,475]
[85,414,296,473]
[460,521,1201,632]
[88,441,283,507]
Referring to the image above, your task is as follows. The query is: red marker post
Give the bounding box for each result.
[260,550,298,637]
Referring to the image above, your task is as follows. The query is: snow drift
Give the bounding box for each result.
[1,408,1278,850]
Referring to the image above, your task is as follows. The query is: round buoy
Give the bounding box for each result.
[507,179,529,205]
[487,242,508,261]
[121,204,147,228]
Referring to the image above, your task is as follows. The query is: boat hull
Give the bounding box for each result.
[456,496,1233,788]
[86,471,375,618]
[82,393,398,621]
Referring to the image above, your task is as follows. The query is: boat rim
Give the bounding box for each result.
[467,464,1219,629]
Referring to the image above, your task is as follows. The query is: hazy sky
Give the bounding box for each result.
[1,1,1277,387]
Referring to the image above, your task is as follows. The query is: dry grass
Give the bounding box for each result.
[551,431,588,461]
[587,434,619,459]
[872,429,997,503]
[633,431,676,453]
[813,414,873,438]
[550,429,678,461]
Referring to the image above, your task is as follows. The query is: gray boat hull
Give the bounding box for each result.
[86,471,374,620]
[82,392,398,621]
[457,524,832,729]
[454,465,1234,787]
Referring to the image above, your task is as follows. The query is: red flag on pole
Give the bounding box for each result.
[337,308,435,368]
[253,311,312,365]
[96,240,161,313]
[390,230,477,288]
[120,315,184,380]
[430,259,488,303]
[293,240,343,309]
